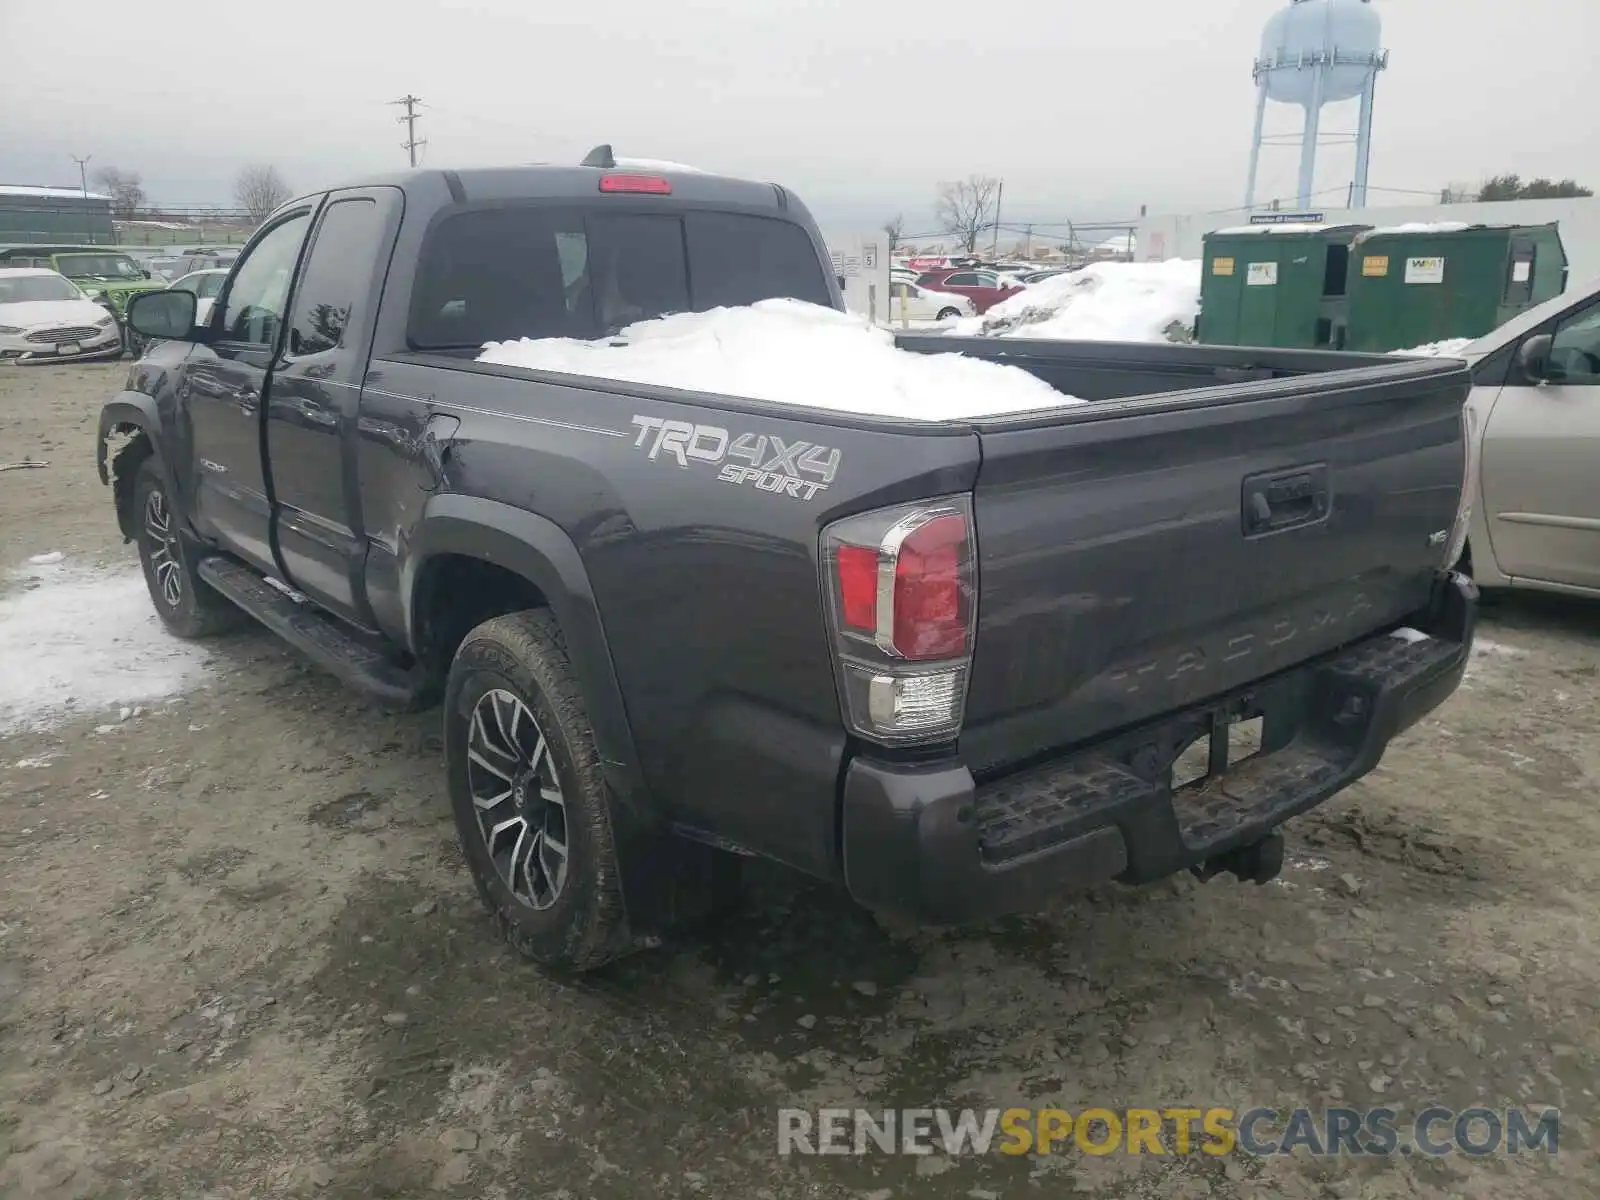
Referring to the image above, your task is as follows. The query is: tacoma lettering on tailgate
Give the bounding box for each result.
[629,416,840,500]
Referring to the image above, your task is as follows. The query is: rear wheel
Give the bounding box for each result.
[132,458,242,638]
[445,610,631,972]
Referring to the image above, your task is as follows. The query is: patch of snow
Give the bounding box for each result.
[1358,221,1476,239]
[27,551,64,565]
[1391,338,1474,358]
[0,566,212,735]
[947,259,1201,343]
[0,184,111,200]
[477,298,1081,420]
[1389,626,1430,643]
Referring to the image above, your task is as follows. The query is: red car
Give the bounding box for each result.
[917,267,1025,314]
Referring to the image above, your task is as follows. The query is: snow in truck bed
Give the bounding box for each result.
[476,298,1082,419]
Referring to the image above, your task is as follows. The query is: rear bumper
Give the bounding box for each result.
[841,570,1477,923]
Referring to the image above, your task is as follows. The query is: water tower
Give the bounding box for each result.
[1244,0,1389,211]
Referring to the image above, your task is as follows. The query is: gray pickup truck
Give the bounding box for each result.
[99,150,1478,970]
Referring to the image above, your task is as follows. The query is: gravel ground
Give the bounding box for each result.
[2,361,1599,1199]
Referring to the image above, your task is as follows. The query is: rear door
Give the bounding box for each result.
[958,361,1470,775]
[265,188,402,621]
[181,208,315,570]
[1480,294,1600,589]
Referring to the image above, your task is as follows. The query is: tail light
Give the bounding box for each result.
[1442,400,1480,570]
[599,174,672,194]
[821,496,976,745]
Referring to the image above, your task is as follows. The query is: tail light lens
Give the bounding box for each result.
[599,174,672,194]
[821,497,977,745]
[1443,400,1479,570]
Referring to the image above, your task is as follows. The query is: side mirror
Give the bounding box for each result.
[1516,333,1553,383]
[128,289,198,340]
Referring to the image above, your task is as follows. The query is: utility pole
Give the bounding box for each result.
[391,95,426,167]
[991,178,1004,255]
[71,154,92,198]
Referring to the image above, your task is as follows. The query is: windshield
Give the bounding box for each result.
[0,275,83,304]
[56,254,145,280]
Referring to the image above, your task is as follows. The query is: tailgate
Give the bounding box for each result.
[960,358,1470,776]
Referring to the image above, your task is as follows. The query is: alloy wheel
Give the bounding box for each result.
[465,688,570,910]
[144,488,182,608]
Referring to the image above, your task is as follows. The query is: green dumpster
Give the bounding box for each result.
[1344,222,1567,352]
[1197,223,1371,349]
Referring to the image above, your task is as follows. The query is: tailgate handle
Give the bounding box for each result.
[1242,464,1330,536]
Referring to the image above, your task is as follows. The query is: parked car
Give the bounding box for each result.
[101,157,1475,973]
[167,268,230,324]
[1020,267,1076,284]
[0,267,122,363]
[886,281,972,323]
[145,256,189,282]
[0,245,166,354]
[1444,274,1600,596]
[917,267,1025,314]
[175,248,242,275]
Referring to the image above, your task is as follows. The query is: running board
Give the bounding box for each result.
[197,556,428,709]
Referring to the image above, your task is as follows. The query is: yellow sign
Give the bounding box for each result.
[1362,255,1389,277]
[1212,257,1235,276]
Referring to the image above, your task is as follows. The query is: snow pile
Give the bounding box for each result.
[0,561,213,734]
[1392,338,1474,357]
[948,260,1202,343]
[477,298,1081,419]
[1359,221,1474,238]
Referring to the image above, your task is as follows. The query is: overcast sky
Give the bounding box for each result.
[2,0,1593,233]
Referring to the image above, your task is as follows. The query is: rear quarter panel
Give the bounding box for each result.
[366,356,979,877]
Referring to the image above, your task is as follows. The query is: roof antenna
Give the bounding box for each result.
[580,144,616,169]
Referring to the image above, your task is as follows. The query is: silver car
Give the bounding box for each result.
[1455,274,1600,596]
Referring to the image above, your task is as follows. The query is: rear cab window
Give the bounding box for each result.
[408,204,831,350]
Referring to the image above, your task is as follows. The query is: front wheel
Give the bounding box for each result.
[936,307,963,321]
[133,458,242,638]
[445,610,632,972]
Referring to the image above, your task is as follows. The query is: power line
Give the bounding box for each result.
[391,95,426,168]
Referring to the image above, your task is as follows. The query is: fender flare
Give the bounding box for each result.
[96,392,164,485]
[402,494,647,811]
[97,392,185,541]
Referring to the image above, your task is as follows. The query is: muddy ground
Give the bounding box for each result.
[2,362,1599,1200]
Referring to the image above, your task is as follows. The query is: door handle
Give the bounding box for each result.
[233,387,259,411]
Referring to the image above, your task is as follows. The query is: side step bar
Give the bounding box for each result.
[197,556,428,709]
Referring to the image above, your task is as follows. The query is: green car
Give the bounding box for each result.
[0,245,168,353]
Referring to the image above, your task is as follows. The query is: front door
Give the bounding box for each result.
[265,190,401,622]
[182,209,313,571]
[1480,295,1600,589]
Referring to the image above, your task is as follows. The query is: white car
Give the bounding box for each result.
[885,281,973,324]
[1445,273,1600,596]
[167,268,230,325]
[0,268,122,364]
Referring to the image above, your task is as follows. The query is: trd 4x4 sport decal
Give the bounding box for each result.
[629,416,840,501]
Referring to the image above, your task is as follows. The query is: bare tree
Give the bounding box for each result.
[91,166,146,220]
[235,165,293,223]
[935,176,1000,254]
[881,214,905,254]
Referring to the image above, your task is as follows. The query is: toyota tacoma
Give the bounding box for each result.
[97,152,1478,970]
